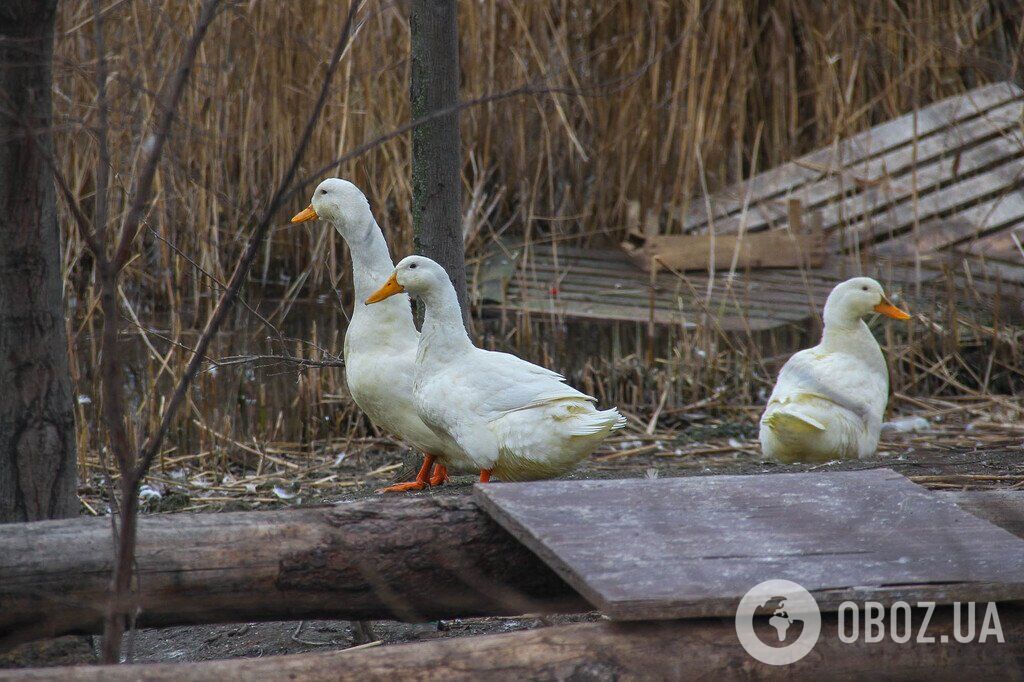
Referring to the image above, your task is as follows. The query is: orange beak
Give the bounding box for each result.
[290,205,318,223]
[873,295,911,320]
[365,272,405,304]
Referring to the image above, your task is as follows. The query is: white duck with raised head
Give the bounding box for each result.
[366,255,626,482]
[291,179,472,491]
[759,277,911,463]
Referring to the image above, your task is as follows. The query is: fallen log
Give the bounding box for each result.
[0,497,587,650]
[3,605,1021,680]
[0,490,1019,651]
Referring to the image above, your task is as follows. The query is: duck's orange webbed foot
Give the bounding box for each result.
[377,454,435,494]
[429,464,448,487]
[377,480,428,493]
[478,469,492,483]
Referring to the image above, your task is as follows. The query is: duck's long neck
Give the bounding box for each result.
[418,282,473,363]
[344,218,398,303]
[820,304,876,355]
[337,218,417,337]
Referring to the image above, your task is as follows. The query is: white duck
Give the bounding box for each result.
[366,255,626,482]
[759,277,910,463]
[291,179,473,491]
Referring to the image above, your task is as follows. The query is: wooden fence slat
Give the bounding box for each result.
[508,269,833,313]
[505,289,811,327]
[954,224,1024,262]
[701,100,1024,237]
[875,191,1024,258]
[490,299,782,331]
[681,82,1023,231]
[831,155,1024,252]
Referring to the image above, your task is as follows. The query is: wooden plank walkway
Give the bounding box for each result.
[475,470,1024,621]
[476,82,1024,330]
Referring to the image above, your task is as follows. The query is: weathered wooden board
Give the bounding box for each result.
[621,226,826,273]
[955,224,1024,263]
[875,190,1024,259]
[484,84,1023,329]
[680,82,1022,231]
[490,244,937,329]
[831,153,1024,252]
[694,99,1024,237]
[474,469,1024,621]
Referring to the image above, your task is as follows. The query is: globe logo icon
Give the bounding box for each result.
[735,580,822,665]
[769,599,798,641]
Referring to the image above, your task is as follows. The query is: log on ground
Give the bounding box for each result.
[0,497,587,649]
[2,605,1021,680]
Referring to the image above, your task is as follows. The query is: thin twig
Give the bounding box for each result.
[134,0,363,483]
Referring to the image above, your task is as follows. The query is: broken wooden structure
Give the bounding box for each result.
[474,82,1024,331]
[1,475,1023,678]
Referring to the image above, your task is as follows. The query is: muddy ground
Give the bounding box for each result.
[4,418,1022,669]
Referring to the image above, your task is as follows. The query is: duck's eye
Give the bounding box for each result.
[409,263,418,269]
[861,286,868,291]
[319,189,327,195]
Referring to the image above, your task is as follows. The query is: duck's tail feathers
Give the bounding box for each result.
[569,407,626,436]
[764,405,826,433]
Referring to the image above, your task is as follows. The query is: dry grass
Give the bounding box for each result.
[51,1,1024,480]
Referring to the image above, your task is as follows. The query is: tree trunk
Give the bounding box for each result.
[0,0,77,523]
[410,0,469,327]
[0,497,587,649]
[7,606,1023,681]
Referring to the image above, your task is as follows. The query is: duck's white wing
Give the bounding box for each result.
[768,349,879,421]
[465,349,596,419]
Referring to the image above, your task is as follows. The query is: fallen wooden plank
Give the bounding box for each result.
[697,98,1024,237]
[623,199,826,272]
[496,294,798,330]
[475,471,1024,620]
[0,498,587,651]
[682,82,1023,231]
[507,279,818,320]
[510,257,839,304]
[955,224,1024,262]
[621,214,825,272]
[831,155,1024,252]
[874,190,1024,258]
[515,245,940,295]
[5,605,1021,681]
[935,252,1024,287]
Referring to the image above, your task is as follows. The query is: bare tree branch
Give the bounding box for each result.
[133,0,363,486]
[91,0,223,663]
[215,354,345,369]
[110,0,220,271]
[92,0,110,249]
[51,160,103,256]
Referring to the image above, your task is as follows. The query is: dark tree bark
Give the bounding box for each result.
[410,0,470,327]
[0,0,77,523]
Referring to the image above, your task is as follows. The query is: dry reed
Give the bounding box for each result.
[51,1,1024,478]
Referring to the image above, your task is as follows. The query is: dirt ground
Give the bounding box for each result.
[6,413,1023,669]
